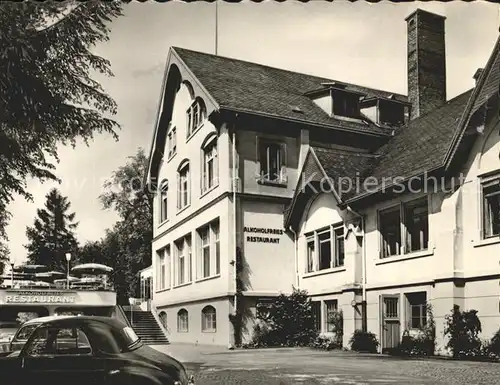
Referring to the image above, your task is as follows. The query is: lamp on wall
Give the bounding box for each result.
[65,253,71,289]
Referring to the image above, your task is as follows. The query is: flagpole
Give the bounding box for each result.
[215,0,218,55]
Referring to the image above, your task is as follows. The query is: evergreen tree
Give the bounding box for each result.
[25,188,79,271]
[0,1,123,261]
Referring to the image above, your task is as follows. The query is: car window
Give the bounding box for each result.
[15,324,41,341]
[24,326,92,357]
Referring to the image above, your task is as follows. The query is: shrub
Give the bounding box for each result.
[250,288,319,347]
[484,328,500,360]
[310,332,342,350]
[349,330,379,353]
[444,305,482,358]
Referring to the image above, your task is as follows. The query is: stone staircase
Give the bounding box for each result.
[122,305,169,345]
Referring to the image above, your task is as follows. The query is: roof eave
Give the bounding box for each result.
[218,106,391,138]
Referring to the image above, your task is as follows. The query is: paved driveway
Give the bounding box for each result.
[154,344,500,385]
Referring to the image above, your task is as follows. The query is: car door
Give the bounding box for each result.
[21,326,107,385]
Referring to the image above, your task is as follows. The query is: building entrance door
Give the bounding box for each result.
[381,295,400,353]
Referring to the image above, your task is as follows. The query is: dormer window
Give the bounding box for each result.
[331,89,361,119]
[186,98,206,138]
[360,97,410,127]
[308,86,364,120]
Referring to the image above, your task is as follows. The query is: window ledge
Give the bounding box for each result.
[257,179,287,188]
[303,266,346,279]
[167,152,177,163]
[472,236,500,248]
[376,249,434,266]
[195,274,221,283]
[186,123,204,143]
[200,183,219,199]
[202,329,217,333]
[173,282,192,289]
[177,330,189,333]
[158,219,169,229]
[176,204,191,215]
[155,288,171,294]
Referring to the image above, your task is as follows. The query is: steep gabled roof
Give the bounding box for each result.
[173,47,407,136]
[284,146,377,229]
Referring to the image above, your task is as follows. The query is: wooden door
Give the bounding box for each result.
[381,295,400,353]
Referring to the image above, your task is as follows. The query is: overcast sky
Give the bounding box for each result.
[5,1,499,265]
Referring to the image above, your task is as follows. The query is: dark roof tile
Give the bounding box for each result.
[173,47,407,135]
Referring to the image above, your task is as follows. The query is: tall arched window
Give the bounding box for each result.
[158,311,168,330]
[177,160,190,210]
[177,308,188,332]
[201,134,218,193]
[186,97,207,138]
[201,305,216,332]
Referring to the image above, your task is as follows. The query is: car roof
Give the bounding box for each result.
[22,315,74,325]
[34,315,127,330]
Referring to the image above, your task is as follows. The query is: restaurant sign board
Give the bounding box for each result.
[4,291,76,304]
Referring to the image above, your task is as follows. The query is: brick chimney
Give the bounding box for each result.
[406,9,447,120]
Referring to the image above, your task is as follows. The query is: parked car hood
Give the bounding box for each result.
[124,345,187,380]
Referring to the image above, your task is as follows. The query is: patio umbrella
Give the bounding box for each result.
[13,265,48,273]
[71,263,113,274]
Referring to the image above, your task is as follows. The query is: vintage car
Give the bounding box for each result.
[8,315,76,352]
[0,315,194,385]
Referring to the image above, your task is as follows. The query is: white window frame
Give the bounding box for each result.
[324,300,338,332]
[156,248,169,292]
[174,236,191,286]
[159,182,168,224]
[405,292,427,330]
[378,196,429,259]
[177,309,188,332]
[197,219,221,280]
[167,125,177,159]
[481,175,500,239]
[201,306,217,332]
[305,223,345,273]
[202,137,218,193]
[256,137,287,185]
[177,162,190,210]
[186,99,206,138]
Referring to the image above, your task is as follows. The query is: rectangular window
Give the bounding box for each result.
[159,184,168,223]
[318,230,332,270]
[332,90,360,118]
[157,250,165,291]
[404,198,429,252]
[213,221,220,275]
[185,236,192,283]
[178,164,190,210]
[306,236,315,273]
[187,100,205,137]
[200,226,210,278]
[257,139,286,184]
[305,224,345,273]
[202,139,218,192]
[167,126,177,158]
[164,246,171,289]
[482,178,500,238]
[379,206,402,258]
[175,239,186,286]
[325,300,338,332]
[197,219,220,279]
[406,292,427,329]
[379,197,429,258]
[311,301,321,332]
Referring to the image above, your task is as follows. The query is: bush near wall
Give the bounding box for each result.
[310,309,344,350]
[242,288,318,348]
[390,302,436,357]
[349,330,379,353]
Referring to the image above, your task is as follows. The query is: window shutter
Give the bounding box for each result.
[176,174,180,210]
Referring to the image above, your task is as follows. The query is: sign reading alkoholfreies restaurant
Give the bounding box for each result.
[244,227,283,244]
[4,291,76,304]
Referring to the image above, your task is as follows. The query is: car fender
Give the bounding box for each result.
[108,366,174,385]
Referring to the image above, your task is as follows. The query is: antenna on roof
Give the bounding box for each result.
[215,0,218,55]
